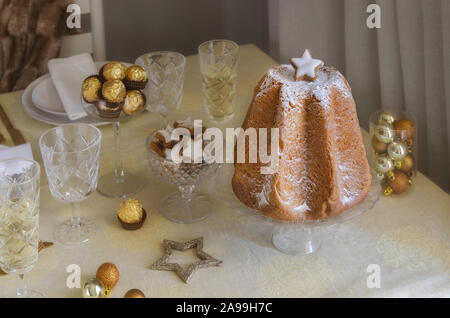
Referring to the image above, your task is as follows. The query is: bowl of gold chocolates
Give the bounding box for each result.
[81,61,148,121]
[369,110,417,196]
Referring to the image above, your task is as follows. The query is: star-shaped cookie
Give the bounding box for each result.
[290,49,324,82]
[150,237,222,283]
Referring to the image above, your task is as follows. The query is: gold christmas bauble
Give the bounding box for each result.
[371,135,388,153]
[393,118,415,140]
[387,141,408,160]
[374,124,394,143]
[124,289,146,298]
[96,263,120,290]
[374,155,393,174]
[397,154,415,173]
[388,170,410,194]
[82,278,105,298]
[378,111,397,126]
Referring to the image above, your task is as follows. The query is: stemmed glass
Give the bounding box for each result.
[82,94,145,199]
[0,159,43,297]
[135,51,185,123]
[39,124,101,245]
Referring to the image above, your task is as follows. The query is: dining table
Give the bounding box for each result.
[0,44,449,298]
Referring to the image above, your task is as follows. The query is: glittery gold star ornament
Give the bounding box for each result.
[150,237,222,283]
[290,49,324,81]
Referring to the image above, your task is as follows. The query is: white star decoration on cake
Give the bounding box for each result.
[290,49,324,82]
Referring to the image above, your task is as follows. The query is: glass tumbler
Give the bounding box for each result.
[0,159,43,297]
[39,124,101,245]
[198,40,239,123]
[135,51,186,119]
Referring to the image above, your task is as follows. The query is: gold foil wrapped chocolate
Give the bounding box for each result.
[82,76,102,102]
[102,80,126,103]
[123,90,145,115]
[117,198,144,224]
[102,62,127,81]
[126,65,147,81]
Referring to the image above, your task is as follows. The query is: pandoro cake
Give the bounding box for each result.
[232,50,372,222]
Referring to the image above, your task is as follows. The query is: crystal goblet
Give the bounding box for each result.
[39,124,101,245]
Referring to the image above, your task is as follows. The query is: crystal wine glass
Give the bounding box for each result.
[0,159,43,297]
[39,124,101,245]
[135,51,185,122]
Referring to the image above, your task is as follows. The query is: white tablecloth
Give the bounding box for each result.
[0,45,449,297]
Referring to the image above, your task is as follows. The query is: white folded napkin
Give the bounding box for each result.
[0,143,34,161]
[48,53,97,120]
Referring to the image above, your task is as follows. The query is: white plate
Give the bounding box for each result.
[22,75,108,126]
[31,75,66,115]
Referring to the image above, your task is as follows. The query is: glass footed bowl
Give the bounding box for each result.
[146,131,221,223]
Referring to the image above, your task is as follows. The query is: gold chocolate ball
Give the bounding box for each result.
[371,135,388,153]
[398,154,415,173]
[96,263,120,290]
[393,118,415,140]
[126,65,147,81]
[102,80,126,103]
[82,76,102,103]
[374,124,394,143]
[102,62,127,81]
[388,170,410,194]
[123,90,145,115]
[124,289,146,298]
[378,111,397,126]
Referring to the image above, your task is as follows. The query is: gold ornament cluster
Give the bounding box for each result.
[80,262,146,298]
[372,111,415,196]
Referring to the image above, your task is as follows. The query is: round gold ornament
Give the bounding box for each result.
[388,170,410,194]
[123,289,146,298]
[371,135,388,154]
[102,62,127,81]
[82,278,105,298]
[374,124,394,143]
[387,141,408,160]
[96,263,120,291]
[102,80,126,103]
[374,155,393,174]
[396,154,415,173]
[378,111,397,126]
[393,118,415,140]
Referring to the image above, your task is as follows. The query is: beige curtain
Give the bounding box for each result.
[270,0,450,192]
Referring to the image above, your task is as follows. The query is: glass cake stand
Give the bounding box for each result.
[212,164,380,255]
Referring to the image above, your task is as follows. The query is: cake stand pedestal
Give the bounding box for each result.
[213,164,380,255]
